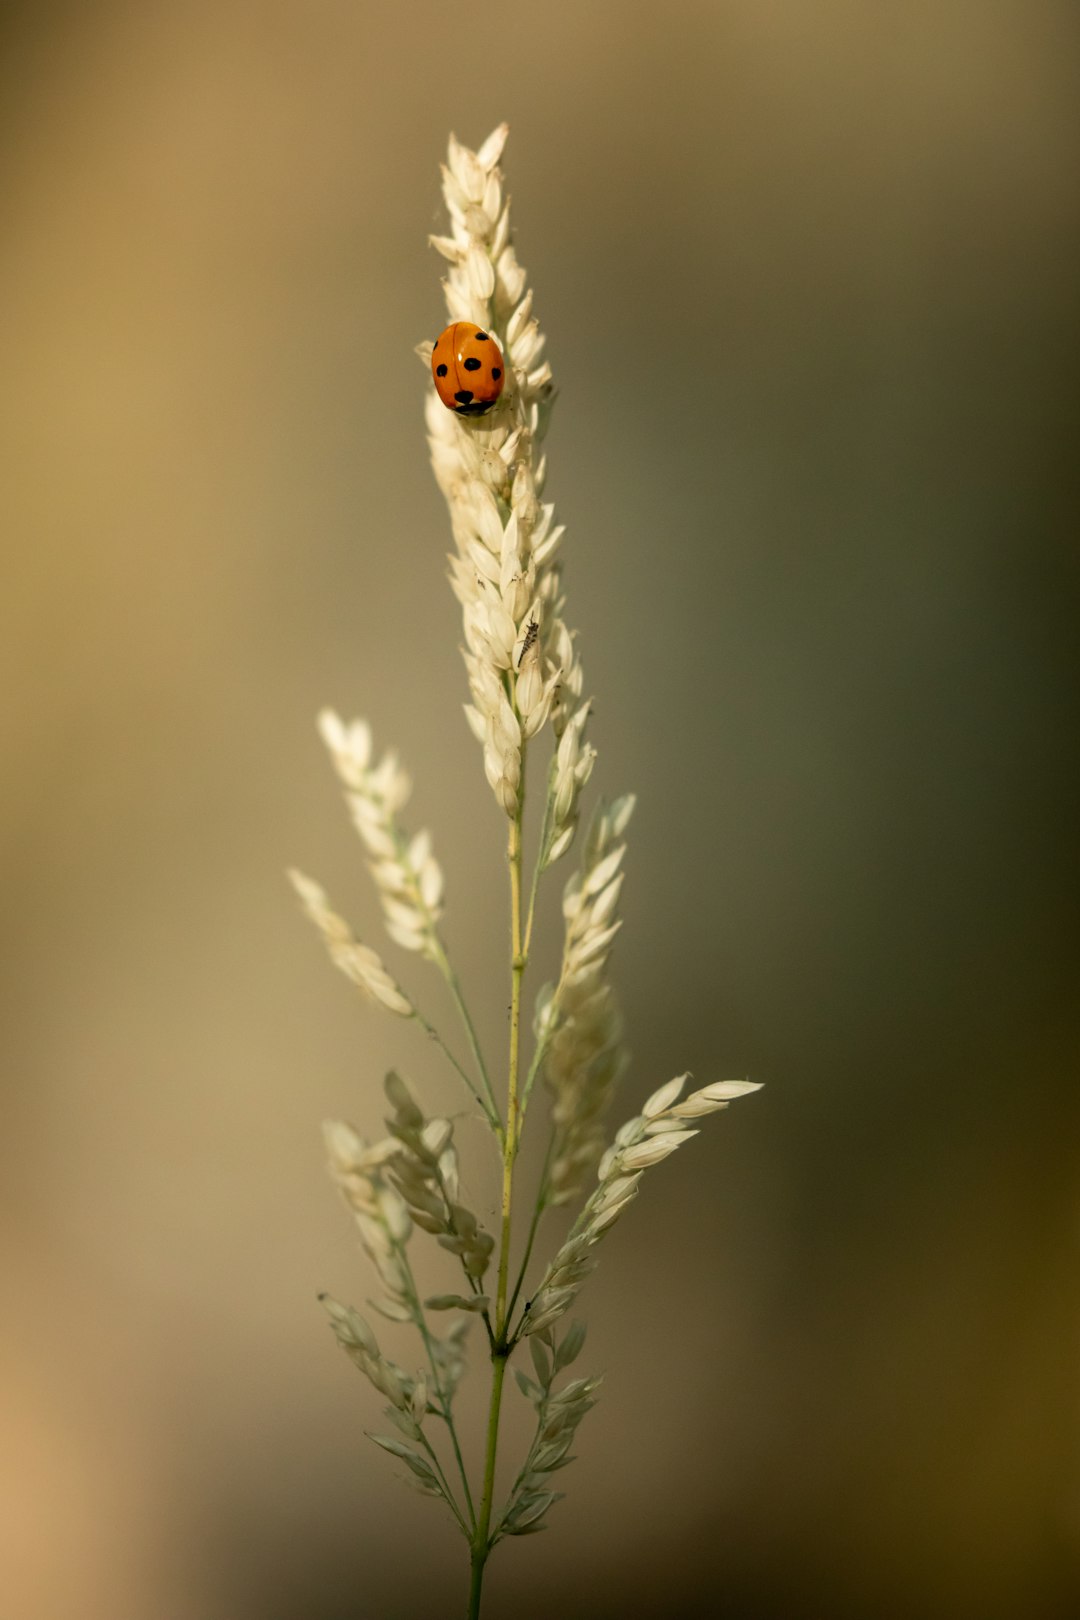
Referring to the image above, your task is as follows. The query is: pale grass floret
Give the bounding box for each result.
[381,1070,495,1287]
[423,124,586,837]
[522,1076,764,1337]
[323,1118,412,1316]
[289,870,413,1016]
[544,981,626,1206]
[293,126,762,1614]
[533,796,635,1040]
[318,709,445,955]
[498,1327,597,1541]
[293,718,499,1126]
[320,1295,415,1414]
[525,792,636,1208]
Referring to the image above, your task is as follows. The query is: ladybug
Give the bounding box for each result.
[432,321,505,416]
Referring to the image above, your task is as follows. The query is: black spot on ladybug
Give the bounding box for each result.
[475,331,489,340]
[436,364,448,377]
[463,357,481,371]
[492,368,501,379]
[454,390,474,404]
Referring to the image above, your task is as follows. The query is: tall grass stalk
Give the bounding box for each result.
[290,125,761,1618]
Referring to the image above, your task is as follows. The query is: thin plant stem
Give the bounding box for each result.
[467,1351,507,1619]
[517,897,575,1135]
[505,1131,555,1333]
[416,1429,470,1539]
[394,1240,476,1531]
[517,952,571,1131]
[429,1155,498,1351]
[521,761,555,959]
[387,820,500,1127]
[517,1023,553,1133]
[504,804,527,1188]
[469,778,528,1613]
[430,934,501,1126]
[411,1006,503,1138]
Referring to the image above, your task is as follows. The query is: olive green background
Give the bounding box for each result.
[2,3,1077,1617]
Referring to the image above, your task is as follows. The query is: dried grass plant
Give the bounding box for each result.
[290,125,761,1619]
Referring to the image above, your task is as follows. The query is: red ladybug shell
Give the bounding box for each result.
[432,322,505,416]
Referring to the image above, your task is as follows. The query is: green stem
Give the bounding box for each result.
[505,1133,555,1331]
[467,1350,508,1619]
[468,780,527,1616]
[521,760,556,959]
[432,936,501,1125]
[517,912,574,1135]
[411,1006,503,1138]
[516,866,581,1139]
[499,805,526,1287]
[417,1429,470,1539]
[387,820,501,1132]
[517,1026,552,1133]
[395,1242,476,1531]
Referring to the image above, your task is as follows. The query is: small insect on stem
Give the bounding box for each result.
[516,618,539,669]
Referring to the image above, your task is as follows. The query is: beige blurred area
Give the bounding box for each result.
[2,2,1077,1617]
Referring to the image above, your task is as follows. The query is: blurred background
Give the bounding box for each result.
[1,3,1077,1617]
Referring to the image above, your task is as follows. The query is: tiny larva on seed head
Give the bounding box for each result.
[517,618,539,668]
